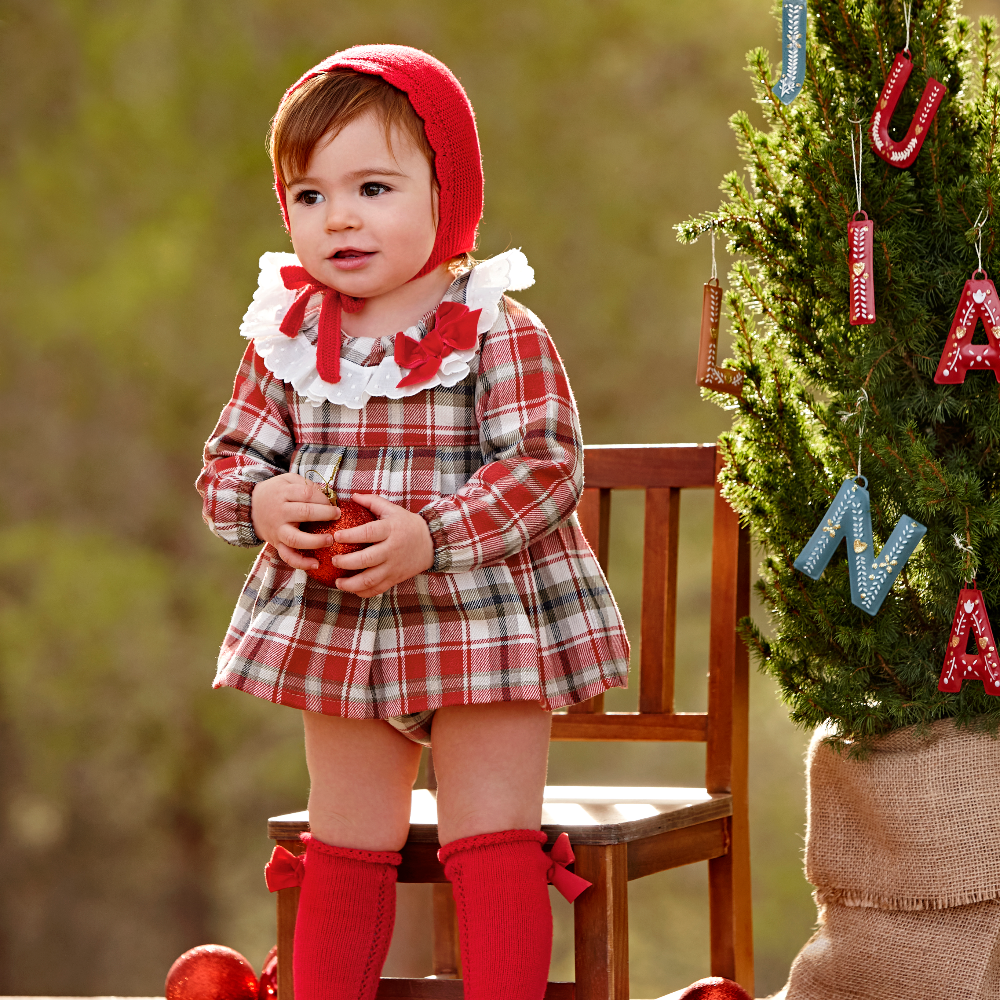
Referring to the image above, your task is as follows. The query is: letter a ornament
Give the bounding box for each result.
[938,584,1000,696]
[794,478,926,615]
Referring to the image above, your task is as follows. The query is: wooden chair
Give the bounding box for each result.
[267,442,753,1000]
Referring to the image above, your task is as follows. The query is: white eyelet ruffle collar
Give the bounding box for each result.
[239,249,535,409]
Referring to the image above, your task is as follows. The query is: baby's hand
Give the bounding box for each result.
[332,494,434,598]
[251,473,340,571]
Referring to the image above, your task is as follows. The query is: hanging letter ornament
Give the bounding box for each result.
[794,477,927,615]
[869,51,946,168]
[849,212,876,325]
[696,280,744,396]
[938,585,1000,695]
[934,271,1000,383]
[772,0,807,104]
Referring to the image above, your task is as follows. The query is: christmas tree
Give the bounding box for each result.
[679,0,1000,744]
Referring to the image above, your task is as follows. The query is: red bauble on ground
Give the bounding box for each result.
[257,945,277,1000]
[165,944,258,1000]
[672,977,752,1000]
[298,499,376,585]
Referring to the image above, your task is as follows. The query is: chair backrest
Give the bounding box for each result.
[551,443,750,798]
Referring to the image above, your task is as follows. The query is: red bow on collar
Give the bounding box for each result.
[394,300,482,389]
[279,265,364,385]
[264,844,304,892]
[546,832,592,902]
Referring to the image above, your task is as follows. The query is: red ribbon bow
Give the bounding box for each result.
[279,265,364,385]
[547,832,592,903]
[394,300,482,389]
[264,844,305,893]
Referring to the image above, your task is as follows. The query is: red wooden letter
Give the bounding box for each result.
[934,273,1000,384]
[848,212,875,325]
[869,51,946,168]
[938,586,1000,695]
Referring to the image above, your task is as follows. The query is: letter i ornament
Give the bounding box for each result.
[848,117,875,325]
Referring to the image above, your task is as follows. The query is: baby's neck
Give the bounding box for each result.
[341,265,455,339]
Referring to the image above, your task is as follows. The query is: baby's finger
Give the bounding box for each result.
[294,501,341,523]
[336,567,389,596]
[275,541,320,571]
[350,493,404,517]
[331,543,384,571]
[279,524,334,550]
[335,518,390,546]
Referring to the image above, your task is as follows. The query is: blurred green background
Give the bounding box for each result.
[0,0,992,996]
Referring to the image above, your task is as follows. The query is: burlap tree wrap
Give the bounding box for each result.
[774,719,1000,1000]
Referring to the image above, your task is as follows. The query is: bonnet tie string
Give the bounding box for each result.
[279,265,364,384]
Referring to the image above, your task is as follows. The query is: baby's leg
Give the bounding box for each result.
[294,713,423,1000]
[433,702,553,1000]
[304,712,422,850]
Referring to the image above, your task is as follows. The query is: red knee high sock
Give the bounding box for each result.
[289,834,401,1000]
[438,829,553,1000]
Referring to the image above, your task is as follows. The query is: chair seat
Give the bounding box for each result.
[268,785,732,847]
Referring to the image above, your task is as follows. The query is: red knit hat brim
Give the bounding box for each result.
[274,44,484,279]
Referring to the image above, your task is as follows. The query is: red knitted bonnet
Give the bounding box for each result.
[274,44,484,278]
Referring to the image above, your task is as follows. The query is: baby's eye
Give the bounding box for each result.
[294,189,324,206]
[361,182,390,198]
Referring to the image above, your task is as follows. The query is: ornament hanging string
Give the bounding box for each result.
[849,115,864,214]
[953,532,975,585]
[711,226,718,281]
[839,387,869,480]
[974,208,987,277]
[903,0,912,53]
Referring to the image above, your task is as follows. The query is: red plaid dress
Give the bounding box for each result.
[197,251,629,722]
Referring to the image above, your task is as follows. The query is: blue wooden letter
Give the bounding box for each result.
[794,479,926,616]
[772,0,807,105]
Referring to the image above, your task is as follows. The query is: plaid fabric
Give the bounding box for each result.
[196,274,629,719]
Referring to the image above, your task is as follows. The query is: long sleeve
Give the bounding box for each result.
[420,304,583,573]
[195,342,296,547]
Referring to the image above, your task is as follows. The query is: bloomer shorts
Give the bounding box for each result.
[386,710,435,747]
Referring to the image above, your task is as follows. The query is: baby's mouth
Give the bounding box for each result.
[331,249,374,259]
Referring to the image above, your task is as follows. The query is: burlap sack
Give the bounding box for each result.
[774,718,1000,1000]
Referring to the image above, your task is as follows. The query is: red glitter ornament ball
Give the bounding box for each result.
[298,499,376,585]
[165,944,258,1000]
[675,978,752,1000]
[258,946,277,1000]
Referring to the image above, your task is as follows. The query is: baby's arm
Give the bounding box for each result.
[197,344,335,559]
[420,306,583,573]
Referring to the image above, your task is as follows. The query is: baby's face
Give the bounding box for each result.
[285,113,438,300]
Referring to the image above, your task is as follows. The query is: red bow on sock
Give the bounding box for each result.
[394,301,482,388]
[547,832,592,902]
[264,844,305,892]
[279,265,364,385]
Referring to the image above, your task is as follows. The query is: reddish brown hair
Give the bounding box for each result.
[269,69,435,189]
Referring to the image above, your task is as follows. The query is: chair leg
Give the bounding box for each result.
[277,884,300,1000]
[708,818,738,982]
[432,882,462,978]
[275,838,305,1000]
[572,842,629,1000]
